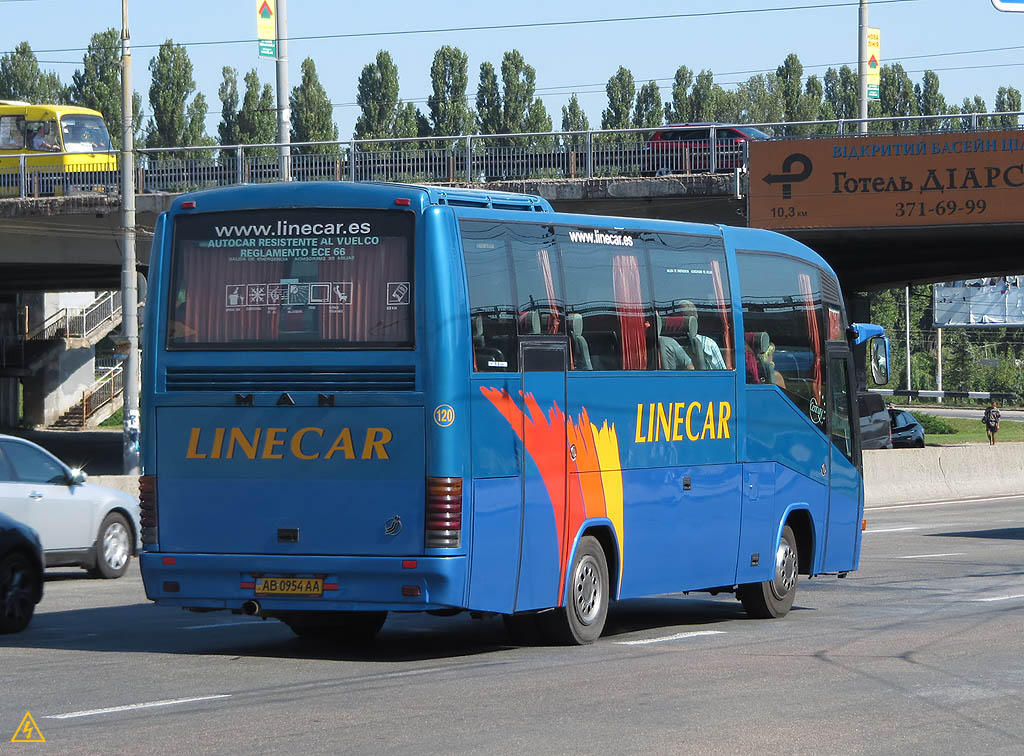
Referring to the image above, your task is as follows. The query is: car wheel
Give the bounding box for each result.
[539,535,609,645]
[0,552,40,634]
[737,525,798,619]
[89,512,132,579]
[915,439,925,448]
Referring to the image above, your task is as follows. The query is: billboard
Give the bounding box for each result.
[749,130,1024,230]
[933,278,1024,327]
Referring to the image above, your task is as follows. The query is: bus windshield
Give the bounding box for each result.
[168,208,415,350]
[60,114,112,152]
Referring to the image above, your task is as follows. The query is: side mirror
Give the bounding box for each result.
[68,468,88,486]
[869,337,891,386]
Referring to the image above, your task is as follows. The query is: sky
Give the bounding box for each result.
[4,0,1024,141]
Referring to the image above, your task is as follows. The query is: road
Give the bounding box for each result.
[3,495,1023,755]
[897,405,1024,422]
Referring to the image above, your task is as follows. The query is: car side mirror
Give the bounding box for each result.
[68,468,87,486]
[869,337,890,386]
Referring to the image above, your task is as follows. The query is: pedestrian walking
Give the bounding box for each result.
[983,401,1001,445]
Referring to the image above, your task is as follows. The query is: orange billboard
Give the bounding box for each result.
[748,130,1024,230]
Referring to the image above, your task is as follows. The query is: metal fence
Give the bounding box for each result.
[3,110,1023,196]
[0,151,119,198]
[25,291,122,341]
[81,365,123,426]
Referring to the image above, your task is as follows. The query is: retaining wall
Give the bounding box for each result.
[90,443,1024,508]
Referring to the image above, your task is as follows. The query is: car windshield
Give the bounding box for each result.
[736,127,771,140]
[61,114,112,153]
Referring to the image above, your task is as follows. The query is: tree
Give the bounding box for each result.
[475,61,501,134]
[392,100,427,141]
[688,70,721,123]
[427,46,474,137]
[959,95,989,130]
[499,50,537,135]
[0,42,65,103]
[633,81,663,129]
[144,40,209,150]
[69,28,142,149]
[878,63,918,132]
[664,65,694,124]
[353,50,399,140]
[561,93,589,151]
[823,65,858,122]
[736,73,783,126]
[776,54,804,124]
[290,57,338,152]
[217,67,240,147]
[601,66,635,131]
[994,85,1021,128]
[237,69,276,156]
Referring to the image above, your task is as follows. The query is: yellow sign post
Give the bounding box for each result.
[257,0,277,58]
[866,27,881,101]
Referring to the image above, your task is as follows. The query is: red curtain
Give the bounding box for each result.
[711,259,733,369]
[827,308,843,341]
[612,254,646,370]
[798,272,823,400]
[318,238,410,343]
[180,243,284,343]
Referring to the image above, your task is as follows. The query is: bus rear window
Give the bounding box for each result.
[168,209,414,350]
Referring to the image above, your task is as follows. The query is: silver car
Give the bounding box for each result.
[0,435,140,578]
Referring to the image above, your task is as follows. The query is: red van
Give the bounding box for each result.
[643,123,770,174]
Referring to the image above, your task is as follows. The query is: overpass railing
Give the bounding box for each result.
[3,111,1022,196]
[25,291,122,341]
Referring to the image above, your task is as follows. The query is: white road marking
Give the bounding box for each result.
[864,527,921,534]
[971,594,1024,603]
[898,553,965,559]
[870,493,1024,511]
[46,695,232,720]
[616,630,726,646]
[182,620,273,630]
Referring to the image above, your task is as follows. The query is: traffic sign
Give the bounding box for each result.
[992,0,1024,11]
[257,0,277,58]
[867,27,881,100]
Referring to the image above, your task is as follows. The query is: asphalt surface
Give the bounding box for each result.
[2,494,1024,755]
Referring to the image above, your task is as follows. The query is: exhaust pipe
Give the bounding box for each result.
[241,600,261,616]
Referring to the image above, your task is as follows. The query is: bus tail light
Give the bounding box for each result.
[139,474,158,545]
[425,476,462,548]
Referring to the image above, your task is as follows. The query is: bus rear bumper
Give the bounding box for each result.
[140,552,468,613]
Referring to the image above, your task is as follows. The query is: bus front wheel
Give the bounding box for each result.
[737,525,798,619]
[540,535,609,645]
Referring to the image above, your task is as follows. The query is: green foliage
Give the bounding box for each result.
[144,39,209,151]
[0,41,65,104]
[664,65,694,124]
[68,28,142,149]
[561,93,589,152]
[217,67,240,147]
[237,69,276,157]
[427,46,474,137]
[475,62,501,135]
[354,50,400,141]
[994,86,1021,128]
[910,412,955,435]
[290,57,338,152]
[499,49,537,136]
[823,66,858,121]
[633,81,662,129]
[601,66,635,131]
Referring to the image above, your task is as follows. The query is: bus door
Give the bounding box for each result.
[823,348,861,572]
[515,339,567,611]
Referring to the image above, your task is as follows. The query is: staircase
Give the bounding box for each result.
[50,362,124,429]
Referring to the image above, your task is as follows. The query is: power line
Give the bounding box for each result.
[2,0,920,56]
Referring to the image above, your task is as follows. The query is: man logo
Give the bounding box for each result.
[763,153,813,199]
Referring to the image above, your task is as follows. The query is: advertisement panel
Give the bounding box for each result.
[257,0,277,58]
[867,27,880,100]
[749,130,1024,230]
[933,279,1024,327]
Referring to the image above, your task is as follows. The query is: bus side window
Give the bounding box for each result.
[462,221,517,372]
[0,116,25,150]
[737,251,827,429]
[647,232,734,371]
[509,224,565,340]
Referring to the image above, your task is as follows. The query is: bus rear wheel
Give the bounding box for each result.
[539,536,609,645]
[282,611,387,644]
[737,525,798,619]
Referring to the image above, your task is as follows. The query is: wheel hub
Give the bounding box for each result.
[770,537,798,601]
[103,522,130,570]
[572,554,603,626]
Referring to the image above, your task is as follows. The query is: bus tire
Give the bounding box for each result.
[737,525,798,619]
[283,611,387,644]
[540,536,609,645]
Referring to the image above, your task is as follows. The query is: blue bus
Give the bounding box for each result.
[139,181,889,645]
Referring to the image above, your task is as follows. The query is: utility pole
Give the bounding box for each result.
[276,0,291,180]
[120,0,140,474]
[936,327,943,404]
[858,0,869,134]
[905,285,912,392]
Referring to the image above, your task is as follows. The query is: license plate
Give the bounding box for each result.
[254,577,324,596]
